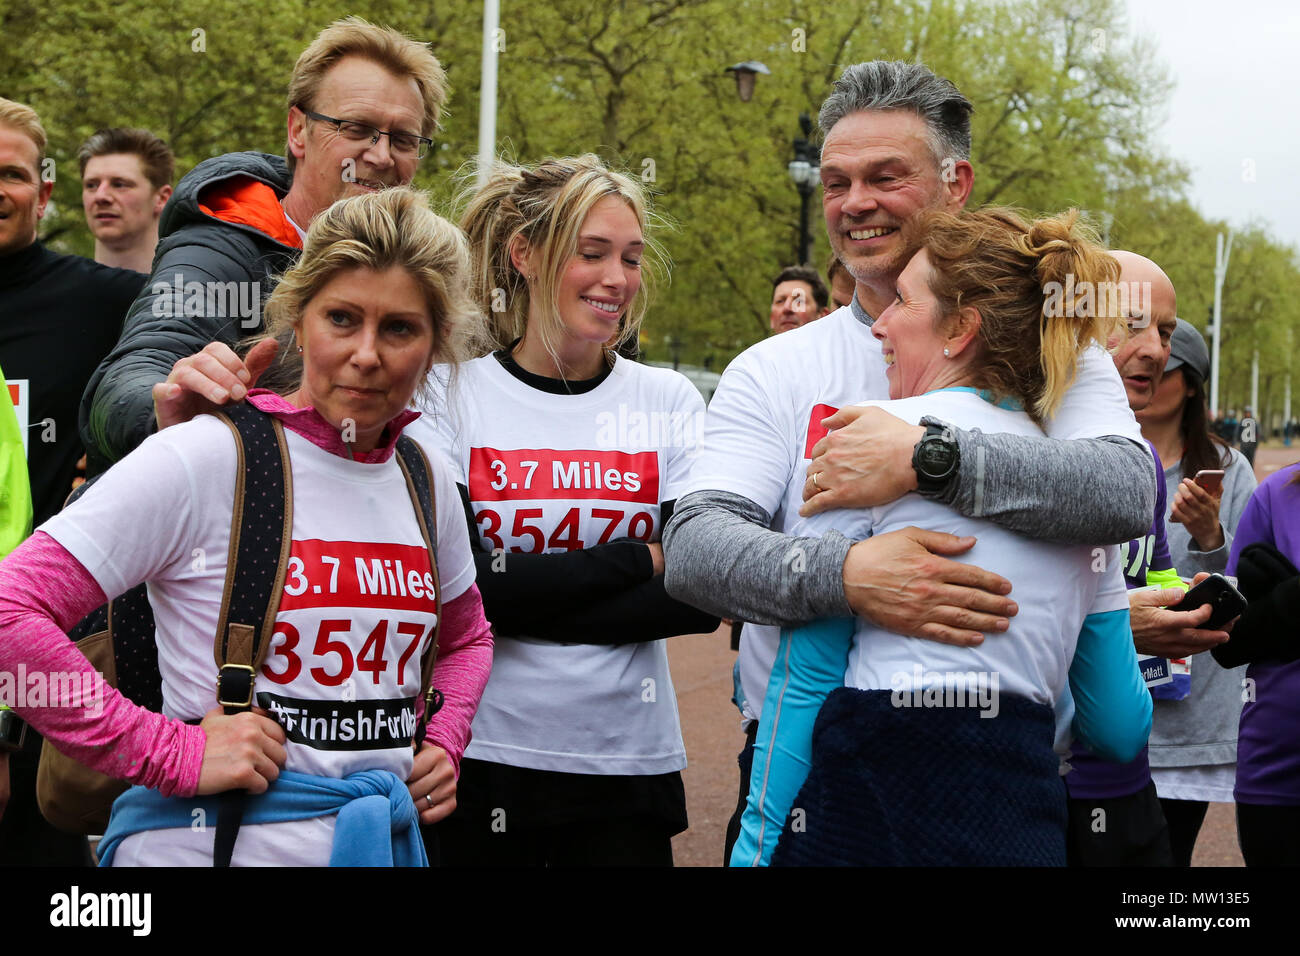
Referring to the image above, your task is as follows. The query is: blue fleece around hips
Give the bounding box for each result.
[97,768,427,867]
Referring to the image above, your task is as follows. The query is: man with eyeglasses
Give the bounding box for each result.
[80,17,447,469]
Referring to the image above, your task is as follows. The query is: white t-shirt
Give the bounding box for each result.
[683,304,1144,721]
[792,390,1129,707]
[407,354,704,774]
[42,414,475,866]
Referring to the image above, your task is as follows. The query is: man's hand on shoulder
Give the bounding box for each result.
[801,405,925,516]
[152,338,278,430]
[843,527,1017,646]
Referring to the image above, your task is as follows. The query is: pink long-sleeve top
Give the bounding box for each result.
[0,391,492,797]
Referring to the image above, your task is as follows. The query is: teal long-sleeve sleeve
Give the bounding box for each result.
[1068,607,1152,763]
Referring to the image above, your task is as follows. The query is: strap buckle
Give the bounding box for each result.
[215,664,257,710]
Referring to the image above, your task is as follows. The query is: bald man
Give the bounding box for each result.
[1109,252,1177,412]
[1064,250,1231,867]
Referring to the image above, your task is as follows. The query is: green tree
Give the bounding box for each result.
[5,0,1295,419]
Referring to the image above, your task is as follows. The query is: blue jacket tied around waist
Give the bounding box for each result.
[97,768,427,867]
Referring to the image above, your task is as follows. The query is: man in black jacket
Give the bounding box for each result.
[0,97,146,866]
[80,17,449,469]
[0,99,145,528]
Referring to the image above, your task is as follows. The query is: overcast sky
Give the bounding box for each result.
[1127,0,1300,251]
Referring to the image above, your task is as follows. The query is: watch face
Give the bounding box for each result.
[0,709,23,750]
[917,437,955,477]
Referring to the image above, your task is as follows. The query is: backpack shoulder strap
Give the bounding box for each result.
[206,403,293,869]
[394,435,444,741]
[209,403,294,714]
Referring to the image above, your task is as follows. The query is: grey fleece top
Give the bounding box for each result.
[1149,446,1256,768]
[663,297,1156,628]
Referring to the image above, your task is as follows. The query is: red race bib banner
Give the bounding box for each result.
[468,447,660,504]
[803,404,840,459]
[276,539,438,614]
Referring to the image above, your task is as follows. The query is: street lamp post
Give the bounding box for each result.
[1211,230,1233,416]
[667,335,682,371]
[788,113,820,266]
[477,0,500,188]
[724,61,770,102]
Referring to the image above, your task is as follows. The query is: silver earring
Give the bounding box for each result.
[297,345,304,354]
[943,347,951,357]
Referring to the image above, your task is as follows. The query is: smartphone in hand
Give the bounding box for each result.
[1193,469,1225,495]
[1169,572,1246,629]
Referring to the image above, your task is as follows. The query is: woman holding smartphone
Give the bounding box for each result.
[1136,318,1257,866]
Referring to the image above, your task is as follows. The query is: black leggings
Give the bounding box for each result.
[1237,803,1300,866]
[434,758,681,867]
[1066,781,1173,866]
[1159,798,1209,867]
[723,723,759,866]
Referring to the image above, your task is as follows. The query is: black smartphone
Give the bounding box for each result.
[1169,573,1247,629]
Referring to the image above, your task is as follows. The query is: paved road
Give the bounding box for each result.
[668,442,1300,867]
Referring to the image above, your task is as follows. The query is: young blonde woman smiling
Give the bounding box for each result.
[411,155,717,866]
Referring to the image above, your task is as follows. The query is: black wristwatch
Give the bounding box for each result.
[0,707,27,754]
[912,417,960,497]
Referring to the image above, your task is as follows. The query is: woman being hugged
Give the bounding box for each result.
[409,154,717,866]
[734,208,1152,867]
[0,188,493,865]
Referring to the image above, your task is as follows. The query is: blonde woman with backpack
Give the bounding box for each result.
[0,189,492,866]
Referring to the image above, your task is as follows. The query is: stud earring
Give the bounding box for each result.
[943,347,951,357]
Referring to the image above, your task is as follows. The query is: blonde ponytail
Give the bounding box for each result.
[1023,211,1122,421]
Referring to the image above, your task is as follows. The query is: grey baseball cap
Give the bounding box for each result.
[1165,318,1210,381]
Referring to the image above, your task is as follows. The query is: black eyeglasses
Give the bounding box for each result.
[301,109,431,159]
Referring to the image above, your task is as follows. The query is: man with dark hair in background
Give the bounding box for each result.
[769,265,829,334]
[826,253,855,310]
[79,127,175,274]
[724,264,832,647]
